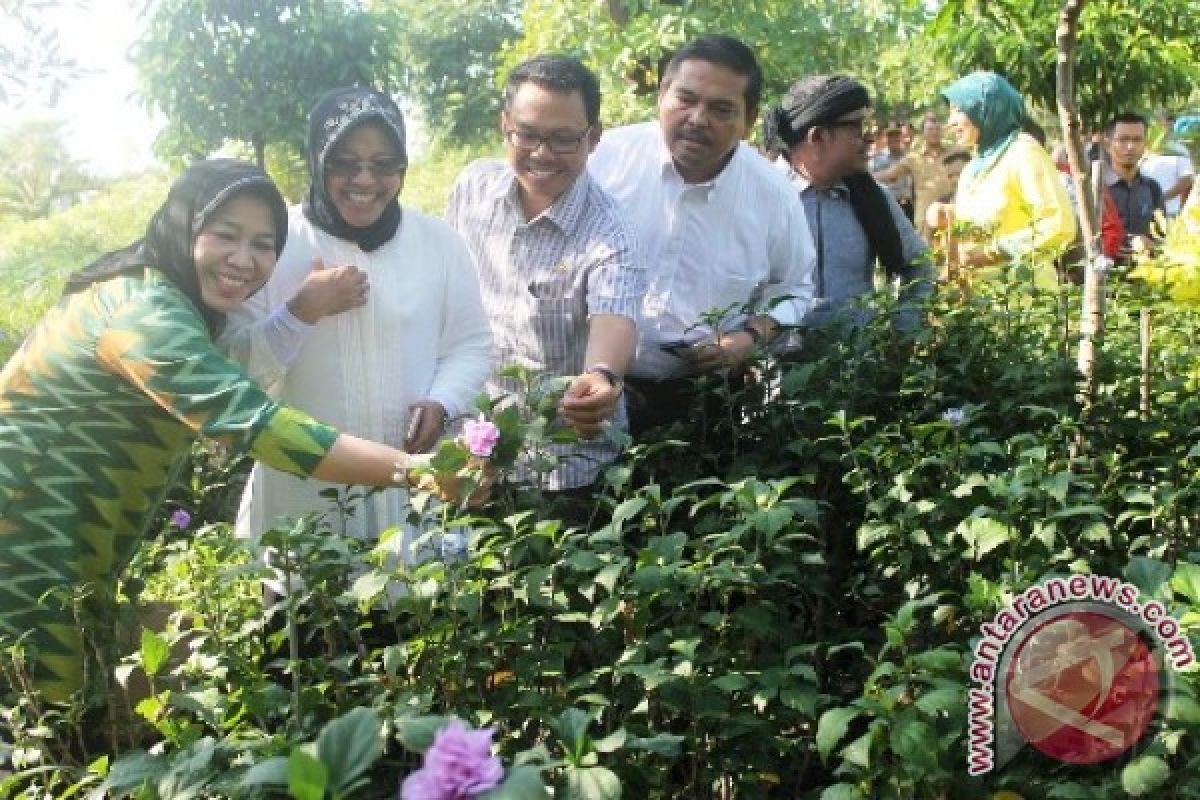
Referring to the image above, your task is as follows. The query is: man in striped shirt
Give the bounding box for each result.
[446,55,645,496]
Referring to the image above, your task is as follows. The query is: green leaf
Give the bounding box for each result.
[1121,755,1170,796]
[563,766,621,800]
[625,733,684,757]
[889,717,937,773]
[909,648,961,672]
[1166,693,1200,724]
[713,673,750,692]
[610,497,646,529]
[395,715,456,754]
[914,687,962,716]
[957,517,1011,559]
[287,749,327,800]
[840,731,872,768]
[554,708,593,762]
[481,766,550,800]
[140,628,170,677]
[238,757,288,790]
[1171,562,1200,604]
[1125,557,1173,597]
[816,707,861,762]
[316,707,382,795]
[591,729,627,753]
[820,784,865,800]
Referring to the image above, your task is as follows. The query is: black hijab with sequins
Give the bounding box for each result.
[302,86,407,252]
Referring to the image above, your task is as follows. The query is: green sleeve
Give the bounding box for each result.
[96,284,338,476]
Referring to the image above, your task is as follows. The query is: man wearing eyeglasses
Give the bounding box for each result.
[587,34,816,434]
[446,55,645,500]
[766,75,929,335]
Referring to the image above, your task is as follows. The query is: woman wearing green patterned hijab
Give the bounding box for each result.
[926,71,1076,281]
[0,160,447,711]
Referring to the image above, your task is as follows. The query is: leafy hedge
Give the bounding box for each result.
[3,267,1200,798]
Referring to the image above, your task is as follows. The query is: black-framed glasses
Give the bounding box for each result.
[826,118,872,139]
[504,126,593,155]
[325,156,407,178]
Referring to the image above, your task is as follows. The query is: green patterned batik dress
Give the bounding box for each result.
[0,269,338,703]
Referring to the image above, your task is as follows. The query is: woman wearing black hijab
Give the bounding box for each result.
[0,159,436,706]
[223,87,491,560]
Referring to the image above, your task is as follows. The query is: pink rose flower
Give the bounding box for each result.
[400,720,504,800]
[461,419,500,459]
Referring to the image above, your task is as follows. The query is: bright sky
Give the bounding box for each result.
[3,0,163,177]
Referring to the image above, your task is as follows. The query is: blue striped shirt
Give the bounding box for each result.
[446,160,645,489]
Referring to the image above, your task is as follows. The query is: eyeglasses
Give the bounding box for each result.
[826,118,872,139]
[325,156,407,178]
[504,126,593,155]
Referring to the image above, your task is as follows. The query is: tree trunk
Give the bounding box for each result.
[1056,0,1104,406]
[605,0,629,27]
[252,133,266,170]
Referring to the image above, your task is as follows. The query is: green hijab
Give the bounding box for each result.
[940,71,1026,184]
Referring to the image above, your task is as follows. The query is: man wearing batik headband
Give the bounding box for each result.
[223,86,492,561]
[764,75,930,334]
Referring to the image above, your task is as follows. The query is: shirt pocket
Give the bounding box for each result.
[527,262,584,317]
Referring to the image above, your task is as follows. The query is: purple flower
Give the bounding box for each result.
[461,419,500,459]
[941,408,967,427]
[170,509,192,529]
[400,720,504,800]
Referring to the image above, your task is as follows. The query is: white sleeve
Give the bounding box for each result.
[762,190,817,328]
[220,238,317,389]
[424,233,494,420]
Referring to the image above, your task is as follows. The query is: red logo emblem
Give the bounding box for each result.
[1005,611,1160,764]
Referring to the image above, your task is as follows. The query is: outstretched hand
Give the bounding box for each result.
[679,331,757,374]
[559,372,621,439]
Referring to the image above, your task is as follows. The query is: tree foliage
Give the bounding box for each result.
[132,0,398,167]
[927,0,1200,129]
[506,0,938,131]
[0,118,94,220]
[373,0,522,145]
[0,0,80,106]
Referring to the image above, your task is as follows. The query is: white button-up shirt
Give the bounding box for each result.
[589,122,817,379]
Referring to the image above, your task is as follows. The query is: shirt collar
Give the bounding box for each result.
[777,156,848,197]
[656,123,740,200]
[495,164,591,233]
[1104,165,1149,189]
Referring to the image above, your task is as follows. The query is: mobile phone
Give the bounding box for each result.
[405,407,425,446]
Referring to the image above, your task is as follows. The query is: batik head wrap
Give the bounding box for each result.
[63,158,288,337]
[940,71,1026,184]
[302,86,407,252]
[764,75,906,278]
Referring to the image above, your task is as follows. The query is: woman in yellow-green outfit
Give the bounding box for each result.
[926,71,1076,287]
[0,160,434,707]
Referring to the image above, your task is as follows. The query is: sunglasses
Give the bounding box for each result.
[325,156,407,178]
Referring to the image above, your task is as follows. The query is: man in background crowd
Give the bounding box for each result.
[1106,112,1165,256]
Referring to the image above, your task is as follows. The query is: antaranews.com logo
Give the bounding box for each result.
[967,573,1195,775]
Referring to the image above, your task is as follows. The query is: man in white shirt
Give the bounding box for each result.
[1142,113,1194,218]
[588,34,816,433]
